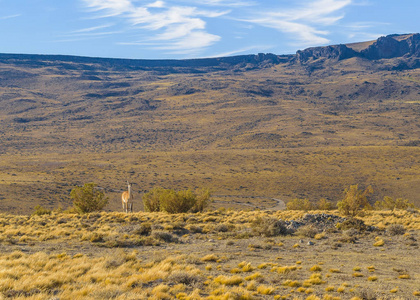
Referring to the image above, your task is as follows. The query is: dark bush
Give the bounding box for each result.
[251,217,289,237]
[134,223,152,236]
[387,224,406,236]
[338,218,367,231]
[152,231,178,243]
[167,271,202,285]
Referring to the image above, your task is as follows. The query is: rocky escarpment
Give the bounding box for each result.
[296,33,420,65]
[296,44,358,62]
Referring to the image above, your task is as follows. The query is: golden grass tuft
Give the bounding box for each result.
[373,238,385,247]
[310,265,322,272]
[283,280,301,287]
[329,268,341,273]
[213,275,244,286]
[201,254,219,262]
[256,285,275,295]
[244,272,262,281]
[275,265,297,274]
[304,273,325,285]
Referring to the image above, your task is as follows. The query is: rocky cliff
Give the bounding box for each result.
[296,33,420,66]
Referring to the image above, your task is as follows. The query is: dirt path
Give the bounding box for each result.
[213,195,286,210]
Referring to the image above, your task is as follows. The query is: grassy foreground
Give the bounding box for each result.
[0,209,419,299]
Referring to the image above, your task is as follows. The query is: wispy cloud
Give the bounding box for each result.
[209,45,273,58]
[0,14,21,20]
[83,0,133,17]
[81,0,227,54]
[71,24,114,33]
[193,0,256,7]
[242,0,353,47]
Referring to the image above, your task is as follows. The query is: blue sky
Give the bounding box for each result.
[0,0,418,59]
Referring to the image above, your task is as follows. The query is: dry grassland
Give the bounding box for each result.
[1,146,419,215]
[0,209,419,299]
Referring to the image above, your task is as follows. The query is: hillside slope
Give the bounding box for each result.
[0,34,419,214]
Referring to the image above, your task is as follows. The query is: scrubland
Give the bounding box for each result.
[0,209,419,299]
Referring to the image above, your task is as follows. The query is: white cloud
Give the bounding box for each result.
[196,0,256,7]
[242,0,353,47]
[147,1,165,8]
[81,0,227,54]
[82,0,133,16]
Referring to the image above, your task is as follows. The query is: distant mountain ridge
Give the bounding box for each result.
[296,33,420,66]
[0,52,291,73]
[0,34,418,72]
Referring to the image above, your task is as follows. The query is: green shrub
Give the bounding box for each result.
[287,198,334,211]
[337,185,373,216]
[374,196,415,210]
[70,183,109,214]
[317,198,334,210]
[32,205,52,216]
[142,187,211,213]
[286,198,315,211]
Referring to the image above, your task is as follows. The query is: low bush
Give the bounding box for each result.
[387,224,406,236]
[251,217,289,237]
[374,196,416,210]
[337,185,373,216]
[287,198,334,211]
[295,225,318,238]
[286,198,315,211]
[151,231,178,243]
[70,183,108,214]
[133,223,152,236]
[167,271,202,285]
[31,205,51,216]
[338,218,367,231]
[143,187,211,213]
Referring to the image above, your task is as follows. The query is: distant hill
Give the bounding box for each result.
[297,33,420,65]
[0,34,419,214]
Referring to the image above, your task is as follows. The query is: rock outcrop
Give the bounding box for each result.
[361,34,420,59]
[296,33,420,64]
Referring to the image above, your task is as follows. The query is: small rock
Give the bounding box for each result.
[307,241,314,246]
